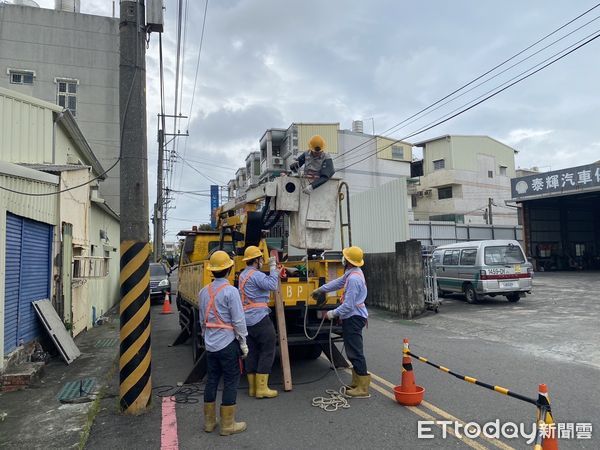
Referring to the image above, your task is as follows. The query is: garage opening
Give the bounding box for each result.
[523,192,600,271]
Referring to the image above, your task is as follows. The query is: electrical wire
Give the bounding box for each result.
[331,2,600,164]
[338,30,600,172]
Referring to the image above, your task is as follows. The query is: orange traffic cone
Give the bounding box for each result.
[535,384,559,450]
[160,291,173,314]
[393,338,425,406]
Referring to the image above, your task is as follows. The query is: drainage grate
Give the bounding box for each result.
[57,378,97,402]
[94,338,119,348]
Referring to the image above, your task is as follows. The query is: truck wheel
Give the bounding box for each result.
[507,293,521,302]
[463,284,478,304]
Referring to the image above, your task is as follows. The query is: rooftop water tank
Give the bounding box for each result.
[54,0,80,13]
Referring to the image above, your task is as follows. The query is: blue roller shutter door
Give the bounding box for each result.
[3,213,53,353]
[4,214,22,353]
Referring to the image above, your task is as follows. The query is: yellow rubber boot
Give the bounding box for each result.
[219,405,247,436]
[255,373,278,399]
[247,373,256,397]
[349,369,358,388]
[346,374,371,398]
[203,402,217,433]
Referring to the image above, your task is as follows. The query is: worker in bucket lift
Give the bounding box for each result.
[312,246,370,398]
[239,246,280,399]
[199,251,248,436]
[289,134,335,195]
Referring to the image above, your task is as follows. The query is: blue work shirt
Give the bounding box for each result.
[320,267,368,320]
[238,266,279,327]
[198,278,248,352]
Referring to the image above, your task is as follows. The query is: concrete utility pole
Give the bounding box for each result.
[153,122,164,262]
[119,0,152,414]
[488,197,494,225]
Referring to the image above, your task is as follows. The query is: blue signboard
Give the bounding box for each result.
[210,185,219,229]
[511,163,600,200]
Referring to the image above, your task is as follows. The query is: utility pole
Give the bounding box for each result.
[119,0,151,414]
[488,197,494,225]
[153,119,164,263]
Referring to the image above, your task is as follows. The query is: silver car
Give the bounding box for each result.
[433,240,533,303]
[150,262,171,303]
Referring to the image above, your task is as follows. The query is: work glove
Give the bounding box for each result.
[326,310,335,320]
[289,161,299,172]
[302,184,314,195]
[311,288,322,300]
[240,342,249,359]
[269,256,277,272]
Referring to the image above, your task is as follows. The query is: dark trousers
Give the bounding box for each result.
[245,316,277,374]
[342,315,368,376]
[204,340,241,406]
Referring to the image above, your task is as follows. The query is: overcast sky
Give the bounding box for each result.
[37,1,600,240]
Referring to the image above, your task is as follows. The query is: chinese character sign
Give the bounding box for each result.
[511,163,600,199]
[210,185,219,229]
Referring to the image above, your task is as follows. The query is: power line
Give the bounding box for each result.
[331,2,600,164]
[177,155,225,185]
[339,29,600,172]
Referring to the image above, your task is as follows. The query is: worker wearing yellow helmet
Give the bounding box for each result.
[312,246,370,398]
[239,246,280,399]
[199,250,248,436]
[289,134,335,195]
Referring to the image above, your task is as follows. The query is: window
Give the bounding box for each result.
[433,159,445,170]
[56,79,78,116]
[411,195,418,208]
[438,186,453,199]
[9,70,34,85]
[460,249,477,266]
[488,170,494,178]
[484,245,525,265]
[391,145,404,160]
[443,250,460,265]
[432,251,443,265]
[499,166,507,176]
[73,256,109,278]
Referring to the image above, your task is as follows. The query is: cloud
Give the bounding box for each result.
[502,128,554,146]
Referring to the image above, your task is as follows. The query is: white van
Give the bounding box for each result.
[432,240,533,303]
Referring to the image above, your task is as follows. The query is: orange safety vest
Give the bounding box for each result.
[340,271,366,308]
[204,284,234,330]
[239,269,269,311]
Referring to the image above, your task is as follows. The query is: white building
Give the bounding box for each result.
[0,87,119,371]
[411,135,518,225]
[0,2,120,212]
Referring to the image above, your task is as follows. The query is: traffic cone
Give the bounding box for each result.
[535,384,559,450]
[160,291,173,314]
[393,338,425,406]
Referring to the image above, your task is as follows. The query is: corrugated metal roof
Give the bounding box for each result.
[20,163,90,173]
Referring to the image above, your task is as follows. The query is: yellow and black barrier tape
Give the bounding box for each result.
[404,349,538,406]
[119,241,152,413]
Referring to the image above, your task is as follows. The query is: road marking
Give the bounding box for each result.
[161,396,179,450]
[368,382,488,450]
[367,371,515,450]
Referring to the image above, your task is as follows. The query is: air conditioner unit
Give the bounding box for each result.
[424,189,432,196]
[272,157,283,166]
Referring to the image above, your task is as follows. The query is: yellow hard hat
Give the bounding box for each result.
[207,250,234,272]
[342,246,364,267]
[308,135,326,151]
[242,246,263,261]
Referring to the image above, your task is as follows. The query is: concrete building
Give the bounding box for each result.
[0,87,119,371]
[411,135,518,225]
[0,2,120,212]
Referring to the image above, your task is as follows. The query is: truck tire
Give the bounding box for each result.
[463,284,478,304]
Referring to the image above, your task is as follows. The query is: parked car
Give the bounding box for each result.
[432,240,533,303]
[150,262,171,303]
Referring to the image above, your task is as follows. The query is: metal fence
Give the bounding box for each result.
[421,246,440,312]
[410,221,523,247]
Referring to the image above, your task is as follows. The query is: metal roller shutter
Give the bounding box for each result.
[3,213,53,353]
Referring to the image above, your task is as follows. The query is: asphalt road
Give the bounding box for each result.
[85,272,599,449]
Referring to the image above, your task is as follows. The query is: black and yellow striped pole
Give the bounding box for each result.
[119,0,151,414]
[404,347,538,406]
